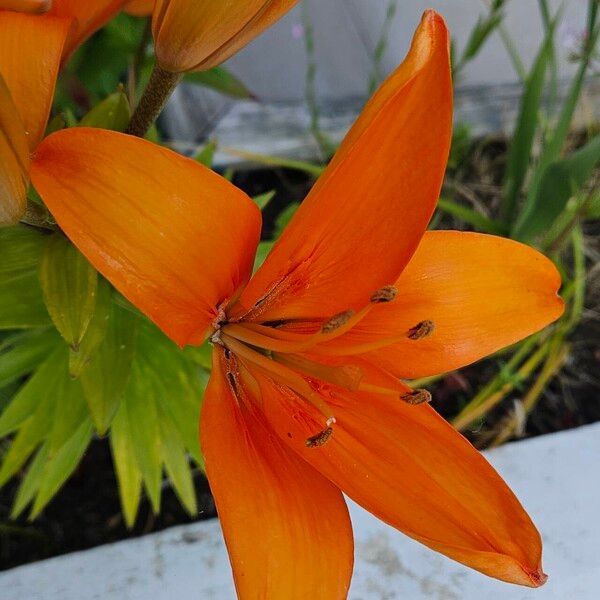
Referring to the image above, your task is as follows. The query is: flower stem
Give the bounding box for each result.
[126,63,182,138]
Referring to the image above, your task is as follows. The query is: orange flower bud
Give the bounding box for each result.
[124,0,153,17]
[152,0,299,73]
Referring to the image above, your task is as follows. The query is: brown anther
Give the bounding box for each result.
[370,285,398,303]
[406,320,435,340]
[400,389,432,405]
[305,427,334,448]
[321,310,354,333]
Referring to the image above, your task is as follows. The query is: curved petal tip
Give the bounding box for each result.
[525,566,548,588]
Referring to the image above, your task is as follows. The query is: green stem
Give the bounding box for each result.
[126,63,182,138]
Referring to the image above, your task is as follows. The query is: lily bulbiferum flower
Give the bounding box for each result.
[152,0,299,73]
[0,11,68,224]
[31,11,563,598]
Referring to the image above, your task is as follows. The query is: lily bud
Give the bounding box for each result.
[124,0,153,17]
[0,0,51,14]
[152,0,299,73]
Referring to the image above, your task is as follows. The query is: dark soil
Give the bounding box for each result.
[1,142,599,571]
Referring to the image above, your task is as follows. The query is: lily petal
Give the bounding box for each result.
[0,12,69,148]
[0,74,29,224]
[30,129,261,346]
[153,0,298,73]
[0,0,50,13]
[203,347,353,599]
[49,0,125,59]
[317,231,564,378]
[239,11,452,322]
[255,370,547,587]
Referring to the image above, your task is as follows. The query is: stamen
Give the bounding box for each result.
[221,334,336,426]
[321,310,355,333]
[273,353,363,391]
[400,389,432,405]
[370,285,398,303]
[406,320,435,340]
[305,427,334,448]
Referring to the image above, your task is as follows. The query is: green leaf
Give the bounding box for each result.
[436,198,507,235]
[110,403,143,528]
[194,139,217,167]
[79,88,131,132]
[39,234,98,349]
[158,405,197,516]
[183,341,212,370]
[253,240,274,272]
[461,12,504,63]
[81,302,138,435]
[585,187,600,220]
[185,67,254,99]
[274,203,300,238]
[501,28,553,222]
[69,277,111,378]
[30,420,93,519]
[122,360,162,513]
[11,443,49,518]
[253,190,276,211]
[0,328,62,388]
[514,135,600,240]
[0,226,50,329]
[0,347,64,438]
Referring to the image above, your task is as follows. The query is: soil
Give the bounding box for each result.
[1,139,599,571]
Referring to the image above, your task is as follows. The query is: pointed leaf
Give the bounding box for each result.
[110,403,143,528]
[193,139,217,167]
[39,233,98,349]
[80,302,138,435]
[30,420,93,519]
[185,67,254,99]
[0,328,61,388]
[79,88,131,132]
[69,277,111,378]
[11,442,49,519]
[0,226,50,329]
[252,190,276,211]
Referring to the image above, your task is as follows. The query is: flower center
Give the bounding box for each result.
[210,285,433,447]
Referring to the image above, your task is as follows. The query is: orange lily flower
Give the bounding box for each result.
[0,11,68,224]
[30,11,563,597]
[47,0,126,60]
[0,0,50,13]
[124,0,153,17]
[152,0,299,73]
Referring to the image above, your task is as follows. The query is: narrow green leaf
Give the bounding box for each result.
[159,406,197,516]
[501,29,553,222]
[185,67,254,99]
[69,278,111,378]
[39,234,98,349]
[436,198,507,235]
[253,240,274,272]
[0,347,64,438]
[11,443,49,518]
[514,135,600,240]
[461,12,504,63]
[0,226,50,329]
[122,360,162,513]
[253,190,276,211]
[585,188,600,220]
[194,139,217,167]
[110,403,143,528]
[136,323,205,467]
[30,420,93,519]
[45,113,67,136]
[274,203,300,238]
[81,302,138,435]
[0,328,61,388]
[79,88,131,132]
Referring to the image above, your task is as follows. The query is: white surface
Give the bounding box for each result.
[1,423,599,599]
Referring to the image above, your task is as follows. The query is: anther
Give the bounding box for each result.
[305,427,334,448]
[321,310,354,333]
[406,320,435,340]
[370,285,398,303]
[400,389,432,405]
